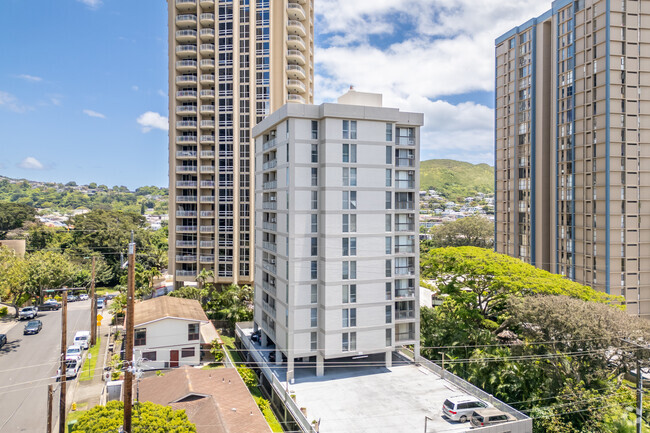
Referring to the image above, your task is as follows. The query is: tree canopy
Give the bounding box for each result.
[71,401,196,432]
[0,202,36,238]
[426,215,494,249]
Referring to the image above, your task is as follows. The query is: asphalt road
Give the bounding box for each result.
[0,300,91,432]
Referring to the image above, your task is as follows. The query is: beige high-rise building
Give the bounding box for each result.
[495,0,650,318]
[168,0,314,287]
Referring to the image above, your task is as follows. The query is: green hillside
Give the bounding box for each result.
[419,159,494,200]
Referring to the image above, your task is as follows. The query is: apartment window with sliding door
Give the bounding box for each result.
[342,143,357,163]
[311,332,317,350]
[311,191,318,210]
[342,120,357,140]
[311,284,318,303]
[311,307,318,327]
[386,123,393,141]
[386,169,392,187]
[311,144,318,163]
[311,237,318,256]
[385,192,392,209]
[311,214,318,233]
[343,284,357,303]
[311,120,318,139]
[311,260,317,280]
[311,168,318,186]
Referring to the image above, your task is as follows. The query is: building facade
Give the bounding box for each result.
[252,90,423,377]
[495,0,650,317]
[168,0,314,287]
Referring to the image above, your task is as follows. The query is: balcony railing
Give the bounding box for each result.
[287,94,306,104]
[200,196,215,203]
[176,60,197,68]
[176,225,197,232]
[176,14,197,23]
[395,310,416,320]
[262,282,277,297]
[200,135,215,143]
[395,288,416,298]
[263,222,277,231]
[176,196,197,202]
[287,79,306,92]
[395,244,415,254]
[395,222,415,232]
[397,136,416,146]
[176,211,197,217]
[263,138,277,151]
[200,105,215,113]
[177,120,197,128]
[395,331,416,342]
[200,59,215,68]
[262,302,276,317]
[200,151,215,158]
[200,225,215,233]
[176,255,197,262]
[263,242,277,252]
[176,240,197,247]
[395,266,415,276]
[287,20,306,35]
[200,90,215,98]
[200,241,215,248]
[200,255,214,263]
[263,181,277,190]
[176,151,196,158]
[176,106,197,114]
[263,261,277,274]
[395,201,415,210]
[263,160,277,170]
[200,28,215,38]
[262,202,277,210]
[200,210,215,217]
[175,166,197,173]
[201,120,215,128]
[176,90,197,98]
[395,180,415,189]
[176,270,197,277]
[176,45,197,54]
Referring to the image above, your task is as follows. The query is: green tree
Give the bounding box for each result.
[24,251,76,304]
[0,246,29,316]
[0,202,36,238]
[71,401,196,432]
[169,286,207,302]
[427,215,494,249]
[208,284,253,328]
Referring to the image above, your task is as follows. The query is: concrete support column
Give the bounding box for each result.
[385,350,393,368]
[316,354,324,377]
[275,348,282,365]
[287,356,295,382]
[414,340,421,359]
[261,332,269,347]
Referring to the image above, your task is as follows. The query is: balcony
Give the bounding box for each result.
[200,225,215,233]
[395,287,416,299]
[175,181,197,188]
[200,240,215,248]
[200,105,215,114]
[395,310,415,321]
[176,240,197,247]
[200,135,215,144]
[200,43,215,54]
[395,157,415,167]
[176,105,197,115]
[199,0,214,7]
[200,166,215,174]
[175,30,197,42]
[263,261,277,274]
[262,301,276,318]
[176,226,197,233]
[395,266,415,276]
[397,136,416,146]
[263,181,277,190]
[176,136,197,144]
[176,270,197,278]
[287,35,306,51]
[200,151,215,158]
[200,13,215,25]
[176,255,197,263]
[262,160,277,170]
[200,74,215,84]
[176,120,197,129]
[395,222,415,232]
[200,89,215,99]
[262,282,277,296]
[200,28,215,41]
[175,165,197,173]
[287,79,306,93]
[176,45,197,57]
[395,330,416,342]
[200,195,215,203]
[395,244,416,254]
[395,201,415,210]
[175,14,197,27]
[287,3,306,21]
[287,49,306,65]
[176,196,197,202]
[176,75,197,85]
[395,179,415,189]
[263,242,277,253]
[200,59,215,70]
[262,138,277,151]
[200,210,215,218]
[201,120,215,128]
[175,150,197,158]
[176,90,197,100]
[287,20,306,37]
[176,210,197,217]
[262,202,277,210]
[286,64,306,80]
[287,94,306,104]
[263,222,277,231]
[176,0,196,10]
[200,255,214,263]
[200,180,215,187]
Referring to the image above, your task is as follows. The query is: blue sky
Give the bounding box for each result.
[0,0,549,189]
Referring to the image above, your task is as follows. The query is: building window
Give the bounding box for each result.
[311,332,317,351]
[311,307,318,327]
[342,167,357,186]
[311,144,318,163]
[343,261,357,280]
[181,347,195,358]
[343,191,358,210]
[342,143,357,163]
[386,329,392,347]
[385,191,392,209]
[311,191,318,210]
[142,351,157,361]
[342,214,357,233]
[188,323,199,341]
[385,282,392,300]
[385,214,391,232]
[343,284,357,303]
[386,123,393,141]
[385,237,392,254]
[342,237,357,256]
[386,305,392,323]
[311,260,318,280]
[311,284,318,303]
[386,259,392,277]
[342,120,357,139]
[311,214,318,233]
[311,120,318,139]
[386,169,392,187]
[134,328,146,346]
[342,332,357,351]
[342,308,356,327]
[311,237,318,256]
[386,146,392,164]
[311,168,318,186]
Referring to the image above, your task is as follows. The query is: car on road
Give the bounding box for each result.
[18,306,38,320]
[442,396,490,423]
[469,408,516,428]
[79,294,89,301]
[0,334,6,349]
[66,345,83,361]
[38,299,61,311]
[67,295,78,302]
[73,331,90,350]
[97,298,105,309]
[23,320,43,335]
[57,358,81,380]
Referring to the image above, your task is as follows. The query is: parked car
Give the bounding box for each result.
[23,320,43,335]
[470,408,516,428]
[57,358,81,380]
[73,331,90,350]
[251,330,261,343]
[442,396,490,422]
[268,350,287,363]
[67,295,78,302]
[0,334,6,349]
[19,306,38,320]
[97,298,105,309]
[79,294,89,301]
[66,345,83,361]
[38,299,61,311]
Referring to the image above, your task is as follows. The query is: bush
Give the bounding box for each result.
[0,306,7,317]
[237,366,258,388]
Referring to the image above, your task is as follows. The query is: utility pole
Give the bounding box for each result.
[636,357,643,433]
[47,384,54,433]
[59,288,67,433]
[123,236,136,433]
[90,256,97,346]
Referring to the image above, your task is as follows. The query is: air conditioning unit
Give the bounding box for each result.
[270,259,276,265]
[408,155,414,159]
[408,171,414,175]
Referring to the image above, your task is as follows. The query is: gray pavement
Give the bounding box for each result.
[0,300,91,432]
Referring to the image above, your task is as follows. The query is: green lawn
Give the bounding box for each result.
[79,337,100,382]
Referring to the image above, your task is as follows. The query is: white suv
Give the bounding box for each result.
[442,395,490,422]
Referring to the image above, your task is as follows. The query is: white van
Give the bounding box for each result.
[74,331,90,350]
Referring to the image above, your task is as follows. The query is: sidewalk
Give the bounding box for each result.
[69,310,112,412]
[0,306,18,335]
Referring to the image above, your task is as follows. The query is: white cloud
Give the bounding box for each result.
[17,74,42,82]
[83,109,106,119]
[77,0,102,9]
[18,157,45,170]
[0,91,32,113]
[132,85,139,91]
[137,111,169,133]
[158,89,167,97]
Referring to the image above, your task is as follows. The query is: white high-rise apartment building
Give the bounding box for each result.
[168,0,314,288]
[253,90,423,377]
